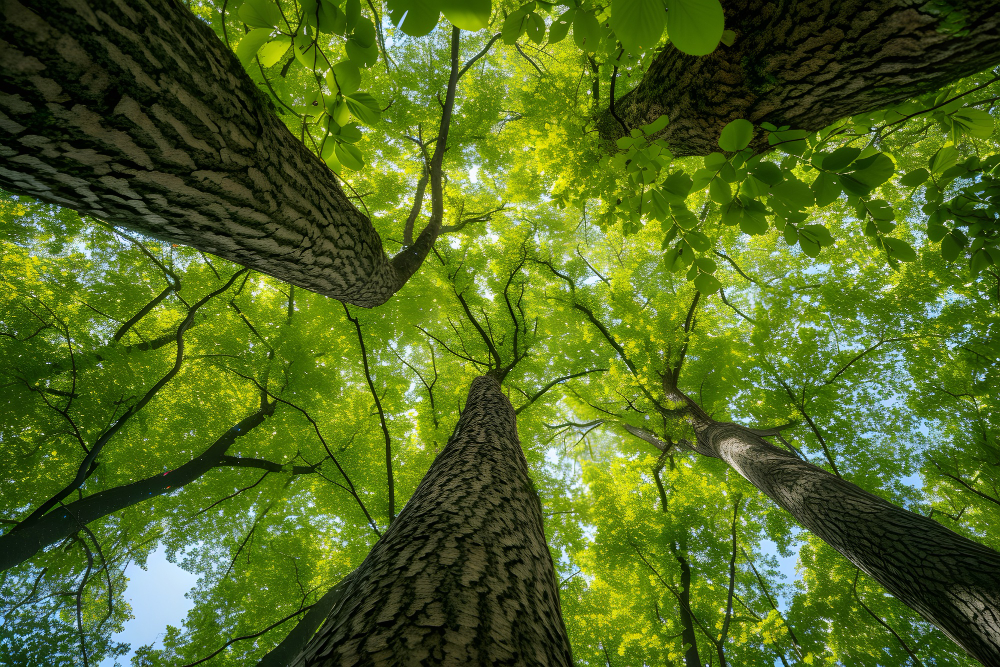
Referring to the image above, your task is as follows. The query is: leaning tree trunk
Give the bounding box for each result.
[669,389,1000,666]
[599,0,1000,155]
[291,376,573,666]
[0,0,434,307]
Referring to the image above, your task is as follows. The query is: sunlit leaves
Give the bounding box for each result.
[665,0,725,56]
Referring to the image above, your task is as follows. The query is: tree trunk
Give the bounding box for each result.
[0,399,273,572]
[672,390,1000,666]
[291,375,573,666]
[599,0,1000,155]
[0,0,432,307]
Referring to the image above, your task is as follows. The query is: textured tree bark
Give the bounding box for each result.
[671,390,1000,666]
[599,0,1000,155]
[292,376,573,666]
[0,400,273,572]
[0,0,433,307]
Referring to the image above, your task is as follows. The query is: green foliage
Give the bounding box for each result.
[2,4,999,667]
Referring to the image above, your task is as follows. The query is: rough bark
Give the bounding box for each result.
[672,391,1000,666]
[0,0,431,307]
[0,400,273,572]
[599,0,1000,156]
[291,376,573,666]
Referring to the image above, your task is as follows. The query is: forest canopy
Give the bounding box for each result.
[1,0,999,665]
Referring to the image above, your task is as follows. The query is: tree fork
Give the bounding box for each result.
[291,376,573,666]
[669,388,1000,666]
[0,0,428,306]
[598,0,1000,155]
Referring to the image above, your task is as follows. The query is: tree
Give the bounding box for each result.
[2,0,1000,665]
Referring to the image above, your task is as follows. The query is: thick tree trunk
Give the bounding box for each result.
[0,400,273,572]
[673,391,1000,666]
[599,0,1000,155]
[291,376,573,666]
[0,0,432,307]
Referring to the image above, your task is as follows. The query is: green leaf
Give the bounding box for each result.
[335,142,365,170]
[812,171,841,207]
[771,177,813,210]
[695,256,717,273]
[720,28,735,46]
[345,0,361,31]
[293,38,324,71]
[900,168,929,187]
[502,3,533,44]
[549,9,574,43]
[235,28,273,67]
[822,146,861,172]
[526,12,546,43]
[611,0,667,53]
[666,0,724,56]
[719,119,754,152]
[952,108,994,139]
[929,145,959,174]
[801,224,833,246]
[327,61,361,95]
[338,123,363,143]
[328,96,351,125]
[799,237,821,257]
[239,0,282,28]
[752,162,783,186]
[839,174,871,198]
[882,237,916,262]
[690,168,715,192]
[257,36,292,67]
[351,17,377,49]
[439,0,491,30]
[642,114,670,135]
[318,0,348,34]
[721,200,742,226]
[685,229,711,251]
[709,178,732,204]
[704,152,727,170]
[693,272,722,293]
[672,206,700,230]
[345,92,381,125]
[388,0,440,36]
[573,10,602,50]
[346,38,380,68]
[866,199,895,221]
[941,232,963,261]
[849,153,894,188]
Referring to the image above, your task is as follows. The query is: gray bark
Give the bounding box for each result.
[0,0,432,307]
[292,376,573,666]
[674,391,1000,666]
[599,0,1000,155]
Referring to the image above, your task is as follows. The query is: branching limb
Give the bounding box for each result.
[515,368,608,415]
[12,269,248,530]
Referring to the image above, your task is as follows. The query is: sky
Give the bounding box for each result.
[98,548,198,667]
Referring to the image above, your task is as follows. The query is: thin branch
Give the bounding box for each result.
[344,305,395,524]
[852,570,926,667]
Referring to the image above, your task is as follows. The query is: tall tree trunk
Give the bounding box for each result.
[0,0,433,307]
[291,375,573,666]
[0,399,273,572]
[668,388,1000,666]
[598,0,1000,155]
